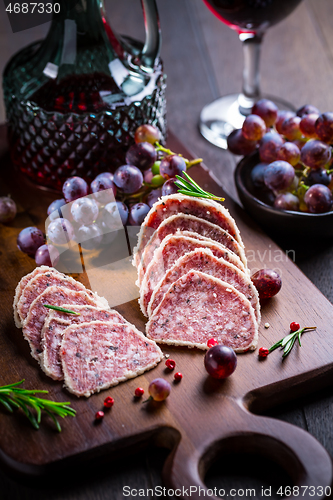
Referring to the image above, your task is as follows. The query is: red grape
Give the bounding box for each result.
[134,124,160,145]
[251,269,282,299]
[242,114,266,141]
[275,111,295,134]
[102,201,128,228]
[126,142,157,171]
[304,184,333,213]
[159,155,186,179]
[280,116,302,141]
[47,218,74,245]
[274,192,299,211]
[47,199,67,222]
[0,196,16,223]
[297,104,320,117]
[276,142,300,166]
[227,129,257,155]
[76,224,103,250]
[62,176,88,202]
[128,203,150,226]
[204,345,237,379]
[252,99,278,127]
[299,113,319,139]
[143,168,154,184]
[161,178,178,196]
[17,226,45,256]
[264,161,295,192]
[148,378,171,401]
[71,197,99,225]
[35,244,60,267]
[251,163,268,188]
[300,140,331,170]
[259,132,284,163]
[113,165,143,194]
[315,113,333,143]
[305,169,332,187]
[91,173,117,204]
[147,188,162,208]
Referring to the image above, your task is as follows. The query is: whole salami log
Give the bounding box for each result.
[133,194,244,263]
[135,214,247,286]
[148,248,260,323]
[139,233,245,316]
[61,321,164,397]
[40,305,128,380]
[146,270,258,352]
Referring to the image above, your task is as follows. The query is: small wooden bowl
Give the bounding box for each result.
[234,152,333,239]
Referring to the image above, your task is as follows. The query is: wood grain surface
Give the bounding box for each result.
[1,1,333,499]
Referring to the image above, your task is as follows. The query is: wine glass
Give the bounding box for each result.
[199,0,303,149]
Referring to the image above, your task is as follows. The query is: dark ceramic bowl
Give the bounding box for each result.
[234,152,333,239]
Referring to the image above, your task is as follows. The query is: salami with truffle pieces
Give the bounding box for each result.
[139,233,245,316]
[61,321,163,397]
[148,248,260,323]
[133,194,244,262]
[22,286,109,359]
[135,214,247,286]
[40,305,128,380]
[146,270,258,352]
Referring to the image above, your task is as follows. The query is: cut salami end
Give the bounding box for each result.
[148,248,260,324]
[13,266,59,328]
[139,233,245,316]
[135,213,247,286]
[23,286,108,360]
[146,270,258,352]
[133,194,244,262]
[61,321,163,397]
[40,305,127,381]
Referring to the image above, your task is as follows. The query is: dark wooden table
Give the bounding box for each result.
[1,0,333,498]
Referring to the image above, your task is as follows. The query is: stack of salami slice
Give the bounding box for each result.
[13,266,163,397]
[133,194,260,352]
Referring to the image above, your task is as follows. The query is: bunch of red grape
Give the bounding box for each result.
[17,125,199,266]
[228,100,333,214]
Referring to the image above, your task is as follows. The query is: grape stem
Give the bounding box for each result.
[155,142,202,169]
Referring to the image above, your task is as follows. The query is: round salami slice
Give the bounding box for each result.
[148,248,260,324]
[146,270,258,352]
[133,194,244,262]
[40,305,128,381]
[139,233,245,316]
[135,214,247,286]
[61,321,163,397]
[22,286,108,360]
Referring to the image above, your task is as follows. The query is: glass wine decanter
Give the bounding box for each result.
[3,0,166,190]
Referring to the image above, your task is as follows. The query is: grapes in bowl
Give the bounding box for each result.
[229,100,333,239]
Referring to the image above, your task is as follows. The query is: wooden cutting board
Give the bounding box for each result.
[0,130,333,499]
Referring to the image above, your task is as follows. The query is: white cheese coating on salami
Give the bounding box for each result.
[139,233,245,316]
[148,248,260,323]
[22,286,108,359]
[13,266,59,327]
[135,214,247,286]
[40,305,128,381]
[146,270,258,352]
[61,321,163,397]
[133,194,244,261]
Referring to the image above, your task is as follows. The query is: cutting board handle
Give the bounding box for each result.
[163,407,333,500]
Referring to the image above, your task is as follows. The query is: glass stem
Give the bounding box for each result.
[238,33,263,115]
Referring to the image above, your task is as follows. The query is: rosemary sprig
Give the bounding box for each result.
[174,172,225,202]
[44,304,80,315]
[0,380,76,432]
[268,326,317,358]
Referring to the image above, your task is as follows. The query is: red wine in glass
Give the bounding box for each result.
[200,0,303,148]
